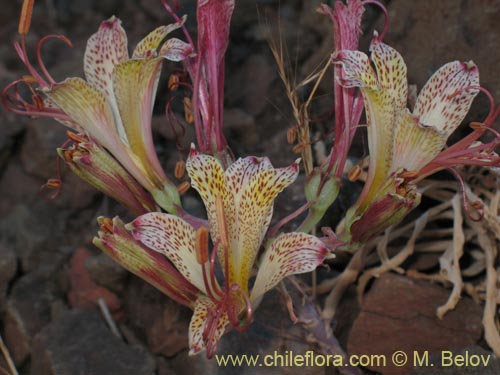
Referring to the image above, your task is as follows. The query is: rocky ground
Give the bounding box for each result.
[1,0,500,374]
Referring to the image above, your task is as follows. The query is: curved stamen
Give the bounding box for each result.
[202,306,222,359]
[36,34,73,85]
[14,37,48,87]
[447,167,484,222]
[226,283,253,333]
[363,0,389,41]
[209,241,224,298]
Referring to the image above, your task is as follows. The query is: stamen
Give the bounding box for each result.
[226,284,253,332]
[18,0,34,35]
[36,35,73,84]
[447,167,484,222]
[363,0,389,41]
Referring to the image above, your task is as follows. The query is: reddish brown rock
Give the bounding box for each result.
[347,273,482,375]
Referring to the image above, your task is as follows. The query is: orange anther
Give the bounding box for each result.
[292,143,306,154]
[18,0,34,35]
[195,227,209,265]
[287,127,297,144]
[22,75,38,83]
[177,181,190,195]
[46,178,61,189]
[174,160,186,179]
[400,170,419,179]
[472,201,483,210]
[66,131,88,144]
[470,122,485,130]
[183,97,194,124]
[168,74,180,91]
[99,217,114,233]
[347,165,362,182]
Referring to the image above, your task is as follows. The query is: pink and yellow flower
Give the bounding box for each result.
[333,34,482,245]
[128,147,333,356]
[4,14,193,213]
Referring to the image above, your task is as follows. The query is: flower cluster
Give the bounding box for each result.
[3,0,499,360]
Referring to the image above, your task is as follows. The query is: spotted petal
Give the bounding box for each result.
[334,39,407,190]
[113,58,167,186]
[413,61,479,137]
[132,15,187,58]
[186,149,228,244]
[233,159,300,289]
[129,212,209,294]
[250,232,330,301]
[189,295,230,356]
[84,16,128,98]
[43,77,118,152]
[391,109,448,173]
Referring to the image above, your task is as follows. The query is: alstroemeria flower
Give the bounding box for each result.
[6,15,193,213]
[42,16,195,213]
[333,34,480,244]
[128,148,332,356]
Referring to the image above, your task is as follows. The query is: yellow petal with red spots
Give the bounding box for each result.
[186,149,229,250]
[392,109,447,173]
[132,15,187,58]
[129,212,210,295]
[43,77,118,152]
[233,159,300,290]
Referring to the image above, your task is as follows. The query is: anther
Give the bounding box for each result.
[183,97,194,124]
[347,165,362,182]
[99,217,114,233]
[174,160,186,179]
[195,227,209,265]
[287,127,297,144]
[177,181,190,195]
[66,131,88,144]
[18,0,34,35]
[168,74,180,91]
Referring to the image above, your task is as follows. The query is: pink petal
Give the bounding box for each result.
[250,233,331,301]
[414,61,479,137]
[84,16,128,99]
[159,38,194,61]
